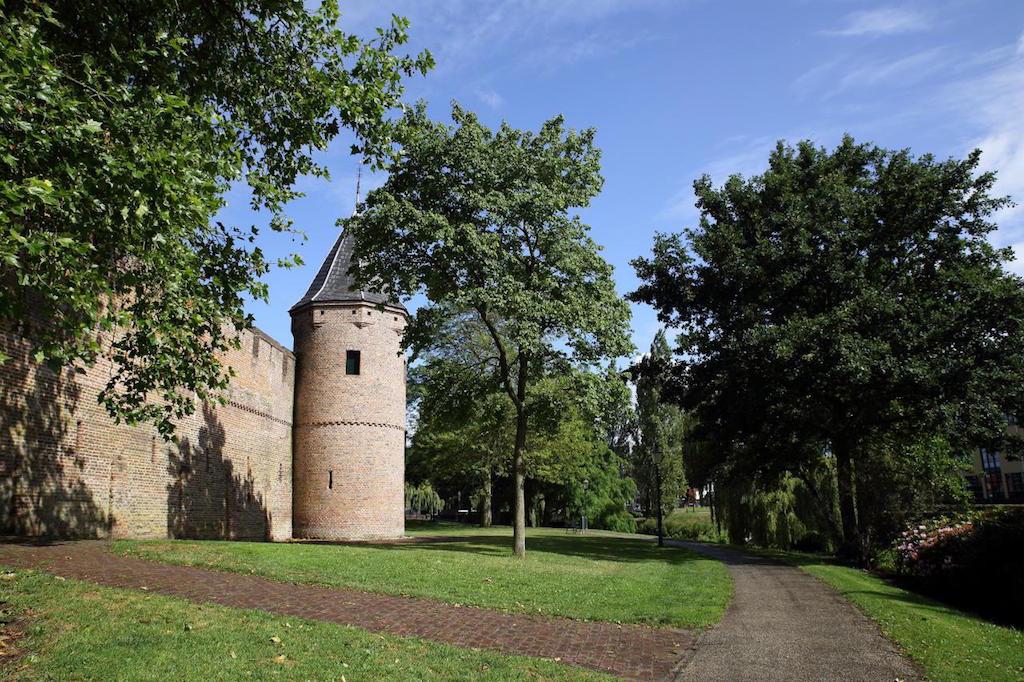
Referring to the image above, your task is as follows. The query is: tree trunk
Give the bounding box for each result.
[834,440,861,560]
[512,406,527,558]
[480,468,493,528]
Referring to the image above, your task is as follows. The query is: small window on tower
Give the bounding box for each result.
[346,350,361,375]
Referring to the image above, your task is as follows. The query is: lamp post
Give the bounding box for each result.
[582,478,589,533]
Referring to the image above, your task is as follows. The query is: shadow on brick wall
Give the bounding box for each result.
[166,403,271,540]
[0,340,108,537]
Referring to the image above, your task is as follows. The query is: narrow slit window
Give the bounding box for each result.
[328,470,333,490]
[346,350,361,375]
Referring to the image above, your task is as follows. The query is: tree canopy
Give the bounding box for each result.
[0,0,431,435]
[408,312,637,533]
[631,136,1024,557]
[347,103,633,556]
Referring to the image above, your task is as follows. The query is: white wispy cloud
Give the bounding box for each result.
[833,47,947,93]
[793,47,950,99]
[949,38,1024,264]
[824,7,930,37]
[341,0,677,76]
[474,86,504,110]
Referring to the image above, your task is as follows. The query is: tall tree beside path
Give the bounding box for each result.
[346,103,633,557]
[0,0,432,436]
[631,136,1024,559]
[633,329,688,521]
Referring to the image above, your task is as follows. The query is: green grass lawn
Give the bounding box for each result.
[664,507,713,524]
[0,567,608,681]
[764,550,1024,682]
[115,524,731,628]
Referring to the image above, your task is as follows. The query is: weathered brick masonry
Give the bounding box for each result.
[290,230,408,541]
[1,229,407,542]
[292,304,406,540]
[0,326,295,541]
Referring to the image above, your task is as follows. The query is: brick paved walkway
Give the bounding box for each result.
[0,540,695,680]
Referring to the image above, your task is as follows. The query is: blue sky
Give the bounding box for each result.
[226,0,1024,356]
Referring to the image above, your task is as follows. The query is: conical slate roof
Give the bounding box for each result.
[290,230,404,312]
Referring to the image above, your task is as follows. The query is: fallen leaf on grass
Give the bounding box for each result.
[273,654,287,664]
[229,651,236,659]
[270,636,281,644]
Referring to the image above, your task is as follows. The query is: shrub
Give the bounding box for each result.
[637,517,658,535]
[893,507,1024,626]
[637,512,724,543]
[599,509,638,534]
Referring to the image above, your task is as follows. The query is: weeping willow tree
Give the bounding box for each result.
[405,481,444,517]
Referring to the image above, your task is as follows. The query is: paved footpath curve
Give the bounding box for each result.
[0,540,694,680]
[667,541,923,682]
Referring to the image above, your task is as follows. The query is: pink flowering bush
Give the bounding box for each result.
[893,514,977,577]
[892,507,1024,625]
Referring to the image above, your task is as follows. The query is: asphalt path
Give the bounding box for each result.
[669,541,922,682]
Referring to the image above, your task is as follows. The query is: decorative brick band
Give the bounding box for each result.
[225,400,292,427]
[296,419,405,432]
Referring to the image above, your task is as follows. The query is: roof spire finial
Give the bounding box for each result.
[353,165,362,216]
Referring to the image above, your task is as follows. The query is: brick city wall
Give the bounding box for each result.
[292,303,406,540]
[0,327,294,541]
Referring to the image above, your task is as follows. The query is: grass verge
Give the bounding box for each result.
[760,549,1024,682]
[0,566,607,680]
[115,525,730,628]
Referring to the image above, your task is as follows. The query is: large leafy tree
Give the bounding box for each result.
[0,1,431,435]
[631,137,1024,558]
[347,104,633,556]
[409,310,634,533]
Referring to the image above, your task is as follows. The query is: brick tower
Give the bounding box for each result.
[290,230,407,540]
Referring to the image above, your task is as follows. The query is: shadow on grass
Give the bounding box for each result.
[349,533,706,566]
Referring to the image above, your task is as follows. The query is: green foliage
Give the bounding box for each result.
[631,136,1024,558]
[633,329,688,516]
[404,481,444,516]
[713,470,839,550]
[0,1,431,435]
[349,103,632,555]
[638,509,724,543]
[408,311,513,488]
[562,445,638,533]
[347,103,632,371]
[408,316,638,533]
